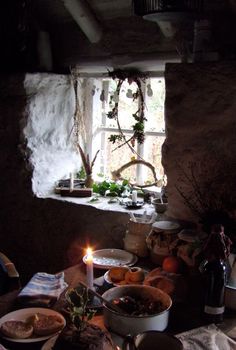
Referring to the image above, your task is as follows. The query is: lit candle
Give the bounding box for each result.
[132,190,137,203]
[70,172,74,192]
[86,248,94,289]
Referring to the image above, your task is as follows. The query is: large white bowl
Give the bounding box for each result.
[102,285,172,336]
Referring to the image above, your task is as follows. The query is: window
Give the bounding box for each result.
[90,77,166,186]
[23,73,165,198]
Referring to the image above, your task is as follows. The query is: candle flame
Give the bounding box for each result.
[86,247,93,259]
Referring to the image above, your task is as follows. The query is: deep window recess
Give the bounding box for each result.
[83,77,166,186]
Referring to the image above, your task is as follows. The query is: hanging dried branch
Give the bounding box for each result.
[107,69,147,155]
[70,68,87,145]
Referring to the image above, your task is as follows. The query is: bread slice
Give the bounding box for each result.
[0,320,33,339]
[32,313,64,336]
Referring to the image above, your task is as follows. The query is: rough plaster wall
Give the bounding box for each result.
[23,73,81,197]
[163,62,236,228]
[0,73,129,284]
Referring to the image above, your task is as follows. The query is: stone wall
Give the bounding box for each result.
[163,61,236,236]
[0,74,129,284]
[2,63,236,283]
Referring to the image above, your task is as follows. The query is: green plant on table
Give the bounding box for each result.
[65,286,96,333]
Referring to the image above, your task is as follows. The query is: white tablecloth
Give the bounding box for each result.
[177,324,236,350]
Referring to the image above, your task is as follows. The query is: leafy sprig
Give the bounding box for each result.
[92,179,130,197]
[65,286,96,333]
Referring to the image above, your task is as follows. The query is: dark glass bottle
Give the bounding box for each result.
[201,258,226,323]
[201,224,232,323]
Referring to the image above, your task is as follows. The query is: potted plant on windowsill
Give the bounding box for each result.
[77,144,99,188]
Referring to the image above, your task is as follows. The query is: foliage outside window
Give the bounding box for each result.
[92,76,166,186]
[72,72,166,188]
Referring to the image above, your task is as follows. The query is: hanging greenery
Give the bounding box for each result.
[107,69,148,154]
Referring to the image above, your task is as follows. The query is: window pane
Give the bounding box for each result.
[95,131,138,182]
[92,77,166,184]
[145,78,165,133]
[105,80,139,130]
[144,135,166,180]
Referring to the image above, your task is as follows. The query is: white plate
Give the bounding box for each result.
[0,344,7,350]
[0,308,66,343]
[41,335,58,350]
[104,270,146,286]
[83,249,138,270]
[104,270,123,286]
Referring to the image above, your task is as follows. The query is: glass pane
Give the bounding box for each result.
[104,132,138,182]
[92,77,166,184]
[105,79,139,130]
[145,78,165,133]
[144,135,166,180]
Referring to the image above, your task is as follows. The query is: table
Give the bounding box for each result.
[1,262,236,349]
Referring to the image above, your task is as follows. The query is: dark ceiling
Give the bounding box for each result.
[1,0,236,73]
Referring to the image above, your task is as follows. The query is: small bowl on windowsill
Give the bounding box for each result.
[152,198,168,214]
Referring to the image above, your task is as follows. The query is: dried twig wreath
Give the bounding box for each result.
[107,69,148,156]
[111,159,162,188]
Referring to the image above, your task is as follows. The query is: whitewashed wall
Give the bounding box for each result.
[23,73,81,197]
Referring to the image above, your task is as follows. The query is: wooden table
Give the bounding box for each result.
[1,262,236,349]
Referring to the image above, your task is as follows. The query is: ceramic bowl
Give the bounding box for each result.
[152,198,168,213]
[124,331,183,350]
[102,285,172,336]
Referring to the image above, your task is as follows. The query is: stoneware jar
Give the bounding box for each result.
[146,221,181,264]
[124,220,152,257]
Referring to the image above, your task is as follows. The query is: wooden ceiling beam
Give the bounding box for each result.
[61,0,103,43]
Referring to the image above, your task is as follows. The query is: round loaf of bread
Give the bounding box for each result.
[108,266,129,282]
[0,320,33,339]
[33,313,64,336]
[124,267,145,283]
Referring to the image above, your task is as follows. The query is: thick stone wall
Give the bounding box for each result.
[0,74,129,284]
[163,62,236,235]
[2,64,236,283]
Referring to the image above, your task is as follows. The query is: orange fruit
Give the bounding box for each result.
[162,256,183,274]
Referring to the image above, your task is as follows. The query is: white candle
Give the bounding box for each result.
[70,172,74,192]
[132,190,137,203]
[86,248,94,289]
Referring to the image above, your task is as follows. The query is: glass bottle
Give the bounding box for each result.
[200,224,232,323]
[201,258,226,323]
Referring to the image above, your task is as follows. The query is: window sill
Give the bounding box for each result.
[48,193,156,216]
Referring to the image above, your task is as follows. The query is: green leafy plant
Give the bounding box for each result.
[65,286,96,333]
[76,166,86,180]
[92,179,130,197]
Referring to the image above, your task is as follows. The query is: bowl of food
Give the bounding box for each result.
[102,285,172,336]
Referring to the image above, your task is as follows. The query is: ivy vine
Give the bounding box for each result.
[107,69,148,155]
